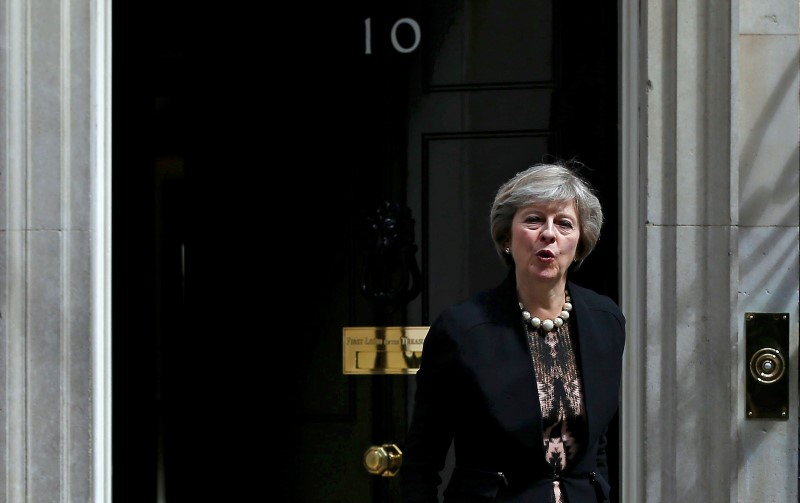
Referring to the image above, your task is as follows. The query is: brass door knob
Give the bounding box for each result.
[363,443,402,477]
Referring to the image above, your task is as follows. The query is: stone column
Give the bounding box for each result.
[735,0,799,500]
[628,0,799,501]
[0,0,111,501]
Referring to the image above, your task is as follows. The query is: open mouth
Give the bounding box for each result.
[536,249,556,260]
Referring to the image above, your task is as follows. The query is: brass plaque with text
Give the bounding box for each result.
[342,326,428,375]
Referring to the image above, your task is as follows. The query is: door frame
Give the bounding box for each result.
[619,0,643,501]
[93,0,647,500]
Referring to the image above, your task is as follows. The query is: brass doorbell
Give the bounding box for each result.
[745,312,789,420]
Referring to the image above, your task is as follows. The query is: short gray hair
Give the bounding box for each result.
[489,161,604,269]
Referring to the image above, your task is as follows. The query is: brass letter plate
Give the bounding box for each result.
[342,326,429,375]
[745,312,789,420]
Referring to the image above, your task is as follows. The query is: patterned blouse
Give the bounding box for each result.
[526,320,587,503]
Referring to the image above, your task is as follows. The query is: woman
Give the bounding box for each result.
[401,162,626,503]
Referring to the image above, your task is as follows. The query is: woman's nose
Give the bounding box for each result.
[540,221,556,240]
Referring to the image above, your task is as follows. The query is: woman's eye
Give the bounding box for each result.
[559,220,574,229]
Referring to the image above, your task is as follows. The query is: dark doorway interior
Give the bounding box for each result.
[112,3,269,500]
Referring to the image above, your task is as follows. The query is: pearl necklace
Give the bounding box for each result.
[519,293,572,332]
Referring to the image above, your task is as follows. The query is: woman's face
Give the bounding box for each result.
[508,200,580,285]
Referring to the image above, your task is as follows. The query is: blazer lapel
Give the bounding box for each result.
[568,283,609,448]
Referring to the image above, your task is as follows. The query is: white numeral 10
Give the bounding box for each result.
[364,17,421,54]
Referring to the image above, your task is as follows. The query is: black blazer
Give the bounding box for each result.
[401,271,626,503]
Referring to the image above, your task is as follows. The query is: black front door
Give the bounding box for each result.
[277,1,619,502]
[113,1,618,501]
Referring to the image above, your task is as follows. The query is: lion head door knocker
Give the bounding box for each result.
[360,201,422,319]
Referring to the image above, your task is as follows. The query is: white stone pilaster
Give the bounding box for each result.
[0,0,111,501]
[735,0,800,500]
[631,0,800,501]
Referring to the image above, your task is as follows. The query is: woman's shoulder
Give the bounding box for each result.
[437,289,497,323]
[434,281,516,330]
[568,281,625,320]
